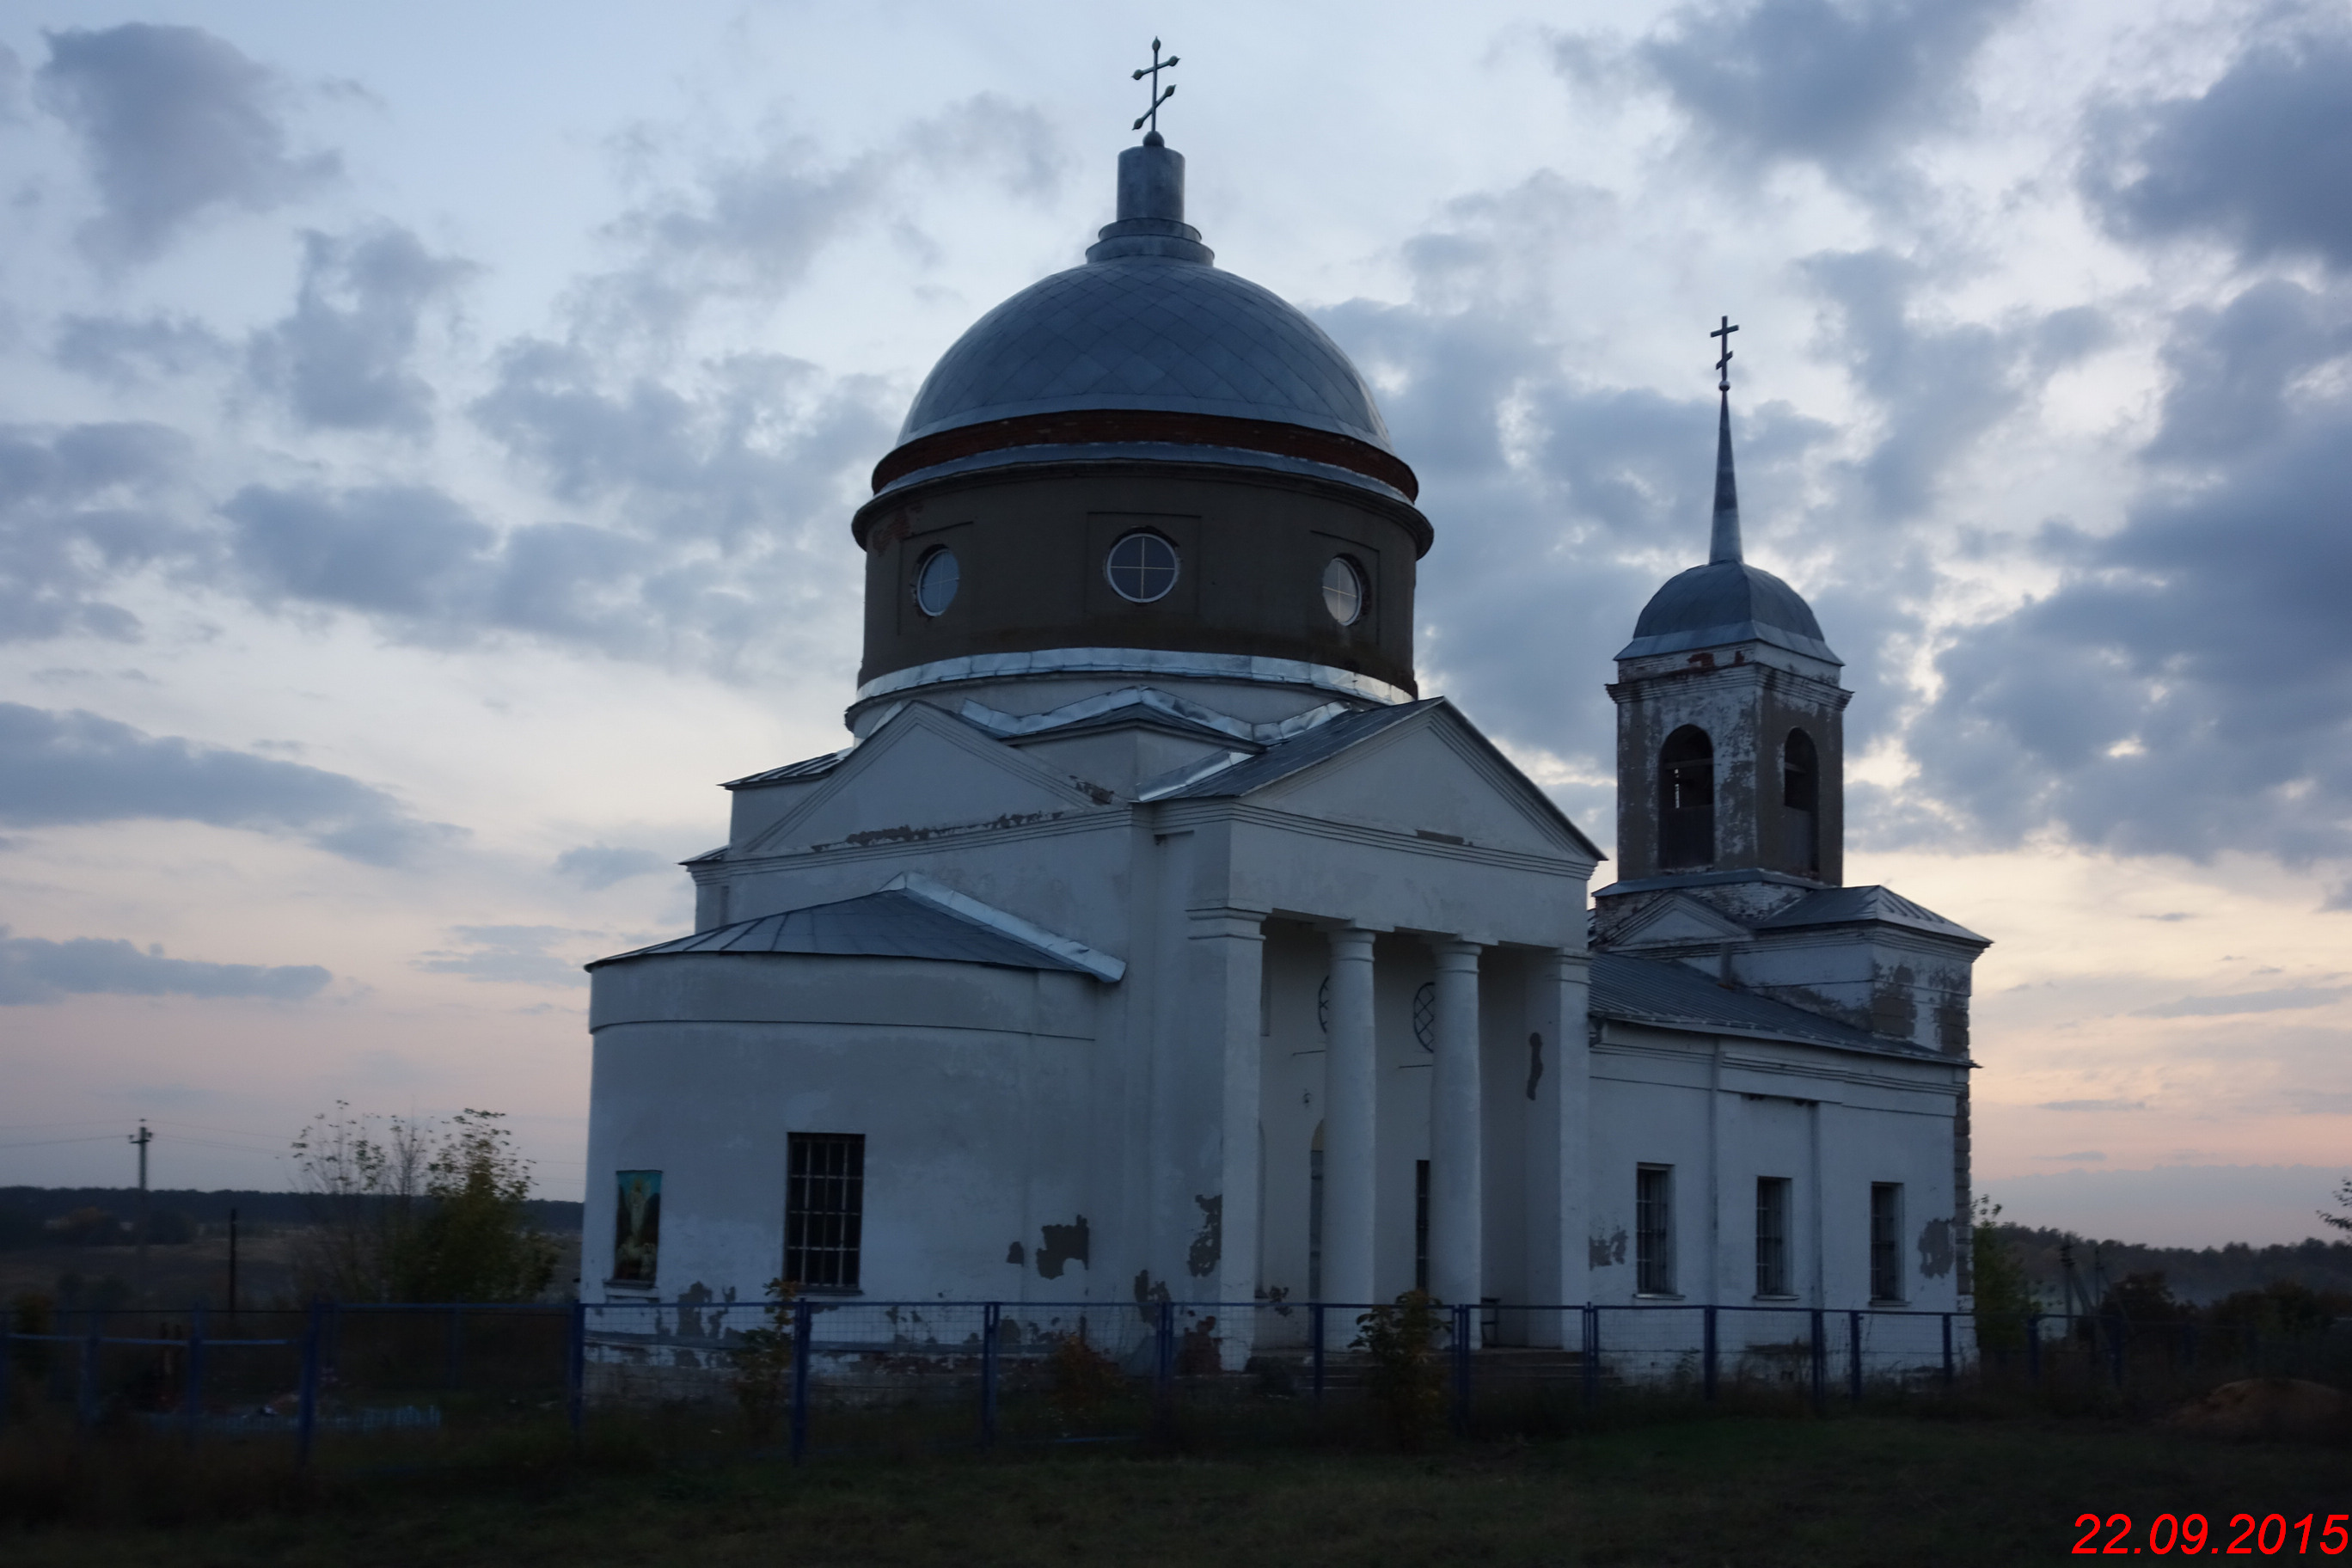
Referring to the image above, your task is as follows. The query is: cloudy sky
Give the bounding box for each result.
[1,0,2346,1247]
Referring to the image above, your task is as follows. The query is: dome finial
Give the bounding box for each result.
[1130,38,1179,138]
[1708,315,1742,566]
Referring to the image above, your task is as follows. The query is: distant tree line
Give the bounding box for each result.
[0,1186,581,1254]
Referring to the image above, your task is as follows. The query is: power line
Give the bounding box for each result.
[0,1135,126,1153]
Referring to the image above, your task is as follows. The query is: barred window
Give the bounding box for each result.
[1870,1182,1904,1302]
[1755,1177,1792,1297]
[786,1133,866,1290]
[1636,1164,1675,1295]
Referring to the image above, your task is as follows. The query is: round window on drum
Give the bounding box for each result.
[1106,531,1179,603]
[914,547,959,616]
[1321,555,1364,626]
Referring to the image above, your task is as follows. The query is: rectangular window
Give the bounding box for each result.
[785,1134,866,1290]
[1636,1165,1675,1295]
[612,1170,661,1284]
[1870,1182,1903,1302]
[1755,1177,1791,1297]
[1414,1160,1430,1295]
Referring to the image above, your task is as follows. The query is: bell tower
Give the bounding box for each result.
[1602,324,1850,918]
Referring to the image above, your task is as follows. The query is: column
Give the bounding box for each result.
[1525,948,1591,1345]
[1321,926,1378,1307]
[1189,910,1265,1330]
[1428,939,1483,1309]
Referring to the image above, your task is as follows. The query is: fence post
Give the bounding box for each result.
[296,1302,322,1467]
[2025,1313,2041,1385]
[184,1305,207,1447]
[979,1302,999,1450]
[1808,1309,1825,1412]
[566,1301,587,1441]
[1940,1313,1953,1389]
[788,1297,812,1466]
[1450,1302,1472,1435]
[1702,1306,1718,1402]
[79,1312,101,1429]
[1581,1305,1599,1408]
[1847,1311,1864,1402]
[1309,1303,1325,1408]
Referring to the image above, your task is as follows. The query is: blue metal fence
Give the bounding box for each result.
[3,1297,2326,1462]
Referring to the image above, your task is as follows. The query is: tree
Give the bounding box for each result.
[1969,1197,2036,1352]
[290,1100,432,1302]
[397,1109,558,1302]
[290,1103,554,1303]
[2320,1179,2352,1234]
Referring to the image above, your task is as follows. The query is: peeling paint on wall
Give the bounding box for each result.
[1037,1216,1091,1278]
[1187,1194,1222,1277]
[1589,1228,1626,1268]
[1006,1240,1025,1266]
[1132,1269,1171,1304]
[1525,1031,1544,1100]
[1917,1216,1955,1278]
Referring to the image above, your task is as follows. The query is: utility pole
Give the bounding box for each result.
[130,1121,153,1302]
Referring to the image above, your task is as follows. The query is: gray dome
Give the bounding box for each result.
[1616,560,1841,665]
[896,256,1396,452]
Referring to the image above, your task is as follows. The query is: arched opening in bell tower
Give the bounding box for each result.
[1782,727,1820,876]
[1659,725,1716,869]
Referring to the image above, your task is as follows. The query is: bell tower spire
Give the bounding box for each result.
[1709,315,1742,566]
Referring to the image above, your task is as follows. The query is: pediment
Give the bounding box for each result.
[1608,891,1755,949]
[737,703,1104,857]
[1241,705,1601,864]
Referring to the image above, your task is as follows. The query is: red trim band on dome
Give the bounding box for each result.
[872,410,1419,501]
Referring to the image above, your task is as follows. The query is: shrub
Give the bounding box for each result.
[730,1277,799,1442]
[1354,1289,1447,1451]
[1047,1327,1125,1425]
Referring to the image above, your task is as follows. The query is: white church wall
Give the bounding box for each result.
[585,954,1101,1308]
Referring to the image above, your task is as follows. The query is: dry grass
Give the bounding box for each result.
[3,1403,2345,1566]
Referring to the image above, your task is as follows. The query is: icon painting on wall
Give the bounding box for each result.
[614,1169,661,1283]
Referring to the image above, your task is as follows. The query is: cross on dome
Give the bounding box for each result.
[1131,38,1179,138]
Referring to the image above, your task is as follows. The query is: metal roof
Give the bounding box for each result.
[894,256,1395,453]
[1755,885,1990,946]
[723,750,851,790]
[1591,951,1936,1058]
[1142,697,1604,859]
[1615,560,1841,665]
[588,888,1105,976]
[1143,700,1439,800]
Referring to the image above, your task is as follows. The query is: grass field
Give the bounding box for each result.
[3,1406,2345,1566]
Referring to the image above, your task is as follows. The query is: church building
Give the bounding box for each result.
[580,126,1988,1357]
